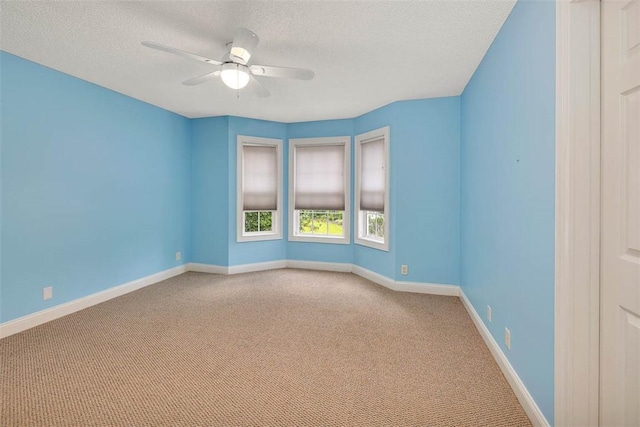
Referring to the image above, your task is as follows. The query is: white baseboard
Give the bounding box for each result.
[0,265,188,339]
[227,260,287,274]
[394,281,460,296]
[351,265,459,296]
[459,290,549,427]
[351,264,396,288]
[187,261,287,275]
[286,260,353,272]
[188,262,228,274]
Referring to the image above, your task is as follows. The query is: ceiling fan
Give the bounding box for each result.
[142,28,314,97]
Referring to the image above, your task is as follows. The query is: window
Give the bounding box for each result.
[237,136,283,242]
[355,126,389,251]
[288,136,350,244]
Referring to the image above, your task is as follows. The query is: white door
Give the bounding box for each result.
[601,0,640,425]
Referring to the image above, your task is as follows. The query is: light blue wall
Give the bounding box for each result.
[0,52,191,323]
[190,117,229,266]
[227,116,288,266]
[392,98,460,284]
[460,0,555,423]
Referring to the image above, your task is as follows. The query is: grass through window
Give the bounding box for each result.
[297,210,343,236]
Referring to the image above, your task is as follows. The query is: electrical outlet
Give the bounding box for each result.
[505,327,511,350]
[176,251,181,261]
[401,265,408,275]
[43,286,53,301]
[487,305,492,322]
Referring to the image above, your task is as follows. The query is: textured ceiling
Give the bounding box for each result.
[0,1,515,123]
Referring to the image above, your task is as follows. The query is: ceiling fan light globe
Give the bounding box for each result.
[220,63,250,90]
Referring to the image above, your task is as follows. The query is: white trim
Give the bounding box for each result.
[351,264,396,288]
[286,260,353,272]
[288,233,351,245]
[354,126,390,252]
[236,135,284,243]
[0,265,188,339]
[227,260,287,275]
[460,290,550,427]
[393,281,459,296]
[188,262,228,274]
[350,265,459,296]
[288,136,351,245]
[555,1,601,426]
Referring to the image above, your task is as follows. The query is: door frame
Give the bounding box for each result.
[555,0,601,425]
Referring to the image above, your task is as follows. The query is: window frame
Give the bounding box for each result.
[288,136,351,245]
[354,126,390,251]
[236,135,283,242]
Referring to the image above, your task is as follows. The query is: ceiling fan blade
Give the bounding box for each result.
[141,41,222,66]
[249,64,314,80]
[249,73,270,98]
[182,70,221,86]
[230,28,259,65]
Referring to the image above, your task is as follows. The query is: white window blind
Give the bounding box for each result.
[360,137,385,212]
[242,144,278,211]
[294,144,345,210]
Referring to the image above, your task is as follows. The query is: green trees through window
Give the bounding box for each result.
[244,211,273,233]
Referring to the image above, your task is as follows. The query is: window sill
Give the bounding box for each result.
[354,236,389,252]
[237,232,282,243]
[288,234,350,245]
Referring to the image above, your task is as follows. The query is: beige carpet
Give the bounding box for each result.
[1,269,532,426]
